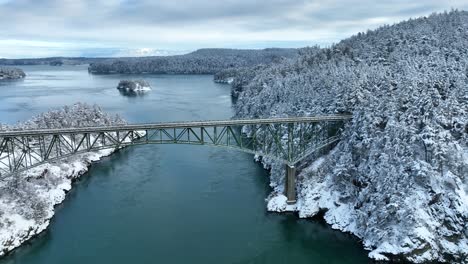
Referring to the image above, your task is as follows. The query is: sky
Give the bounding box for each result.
[0,0,467,58]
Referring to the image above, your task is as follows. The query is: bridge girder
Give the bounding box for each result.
[0,116,351,203]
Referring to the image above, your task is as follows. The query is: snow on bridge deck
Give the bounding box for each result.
[0,115,352,136]
[0,115,352,203]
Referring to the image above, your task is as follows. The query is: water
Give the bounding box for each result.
[0,65,369,264]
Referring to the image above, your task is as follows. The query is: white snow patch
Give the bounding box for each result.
[267,194,289,212]
[368,251,389,261]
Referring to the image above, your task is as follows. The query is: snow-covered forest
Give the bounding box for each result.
[0,67,25,80]
[214,64,273,98]
[0,103,126,256]
[231,10,467,263]
[88,48,298,74]
[0,9,466,264]
[117,79,151,92]
[0,57,105,66]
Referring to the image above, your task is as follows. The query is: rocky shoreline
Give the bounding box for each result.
[0,150,114,257]
[0,103,133,258]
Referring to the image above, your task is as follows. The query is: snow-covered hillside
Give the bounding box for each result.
[0,103,128,257]
[234,10,468,263]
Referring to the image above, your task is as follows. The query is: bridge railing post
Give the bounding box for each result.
[285,164,296,204]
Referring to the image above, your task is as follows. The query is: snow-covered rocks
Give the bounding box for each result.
[0,67,25,80]
[0,150,113,257]
[117,80,151,93]
[266,194,288,212]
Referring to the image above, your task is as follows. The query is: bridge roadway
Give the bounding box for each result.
[0,115,352,136]
[0,115,352,204]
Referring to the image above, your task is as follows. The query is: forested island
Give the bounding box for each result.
[0,67,25,80]
[0,49,298,75]
[117,80,151,93]
[87,48,298,74]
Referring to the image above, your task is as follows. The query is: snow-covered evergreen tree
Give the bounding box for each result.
[88,48,298,74]
[0,103,126,257]
[233,10,468,263]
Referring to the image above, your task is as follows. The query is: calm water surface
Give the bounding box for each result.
[0,65,369,264]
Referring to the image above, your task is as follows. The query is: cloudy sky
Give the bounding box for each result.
[0,0,467,58]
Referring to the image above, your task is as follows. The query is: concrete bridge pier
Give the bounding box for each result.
[285,165,296,204]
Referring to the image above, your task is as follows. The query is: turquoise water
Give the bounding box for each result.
[0,65,369,264]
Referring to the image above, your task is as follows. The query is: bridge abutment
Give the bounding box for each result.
[285,165,296,204]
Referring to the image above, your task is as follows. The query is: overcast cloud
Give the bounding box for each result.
[0,0,467,58]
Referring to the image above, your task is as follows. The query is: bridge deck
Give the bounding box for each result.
[0,115,352,136]
[0,115,353,203]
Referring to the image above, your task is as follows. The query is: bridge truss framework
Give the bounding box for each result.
[0,115,352,203]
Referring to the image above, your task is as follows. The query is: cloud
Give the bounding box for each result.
[0,0,467,58]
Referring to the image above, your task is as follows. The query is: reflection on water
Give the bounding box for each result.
[117,89,150,97]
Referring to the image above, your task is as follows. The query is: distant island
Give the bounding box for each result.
[88,48,298,74]
[117,80,151,93]
[0,49,299,79]
[0,57,105,66]
[0,67,26,80]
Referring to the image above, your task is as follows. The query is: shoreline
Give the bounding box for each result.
[1,147,371,262]
[0,148,115,258]
[2,134,464,263]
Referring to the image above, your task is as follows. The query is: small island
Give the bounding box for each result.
[0,67,26,80]
[117,80,151,93]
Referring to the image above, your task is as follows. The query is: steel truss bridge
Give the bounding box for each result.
[0,115,352,204]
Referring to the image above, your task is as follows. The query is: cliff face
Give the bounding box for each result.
[0,67,25,80]
[233,11,468,263]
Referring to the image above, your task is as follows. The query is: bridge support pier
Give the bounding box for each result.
[285,165,296,204]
